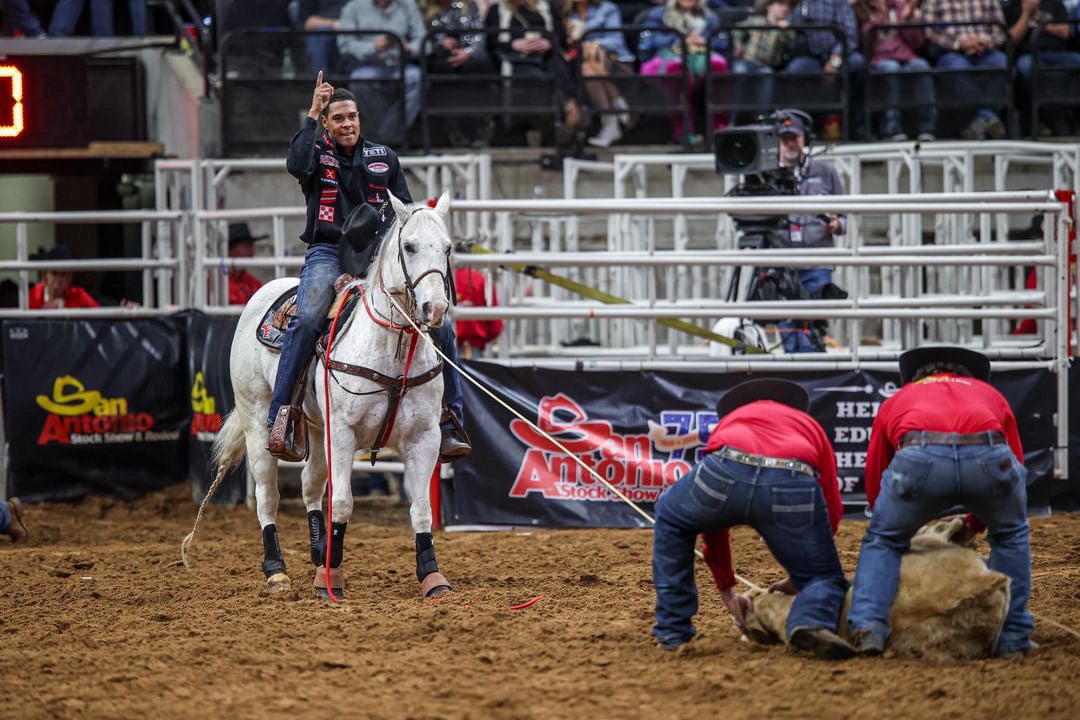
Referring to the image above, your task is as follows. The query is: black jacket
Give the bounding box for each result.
[286,116,413,245]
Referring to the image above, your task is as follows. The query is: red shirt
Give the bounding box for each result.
[454,268,503,350]
[699,400,842,590]
[28,282,99,309]
[228,270,263,306]
[864,373,1024,510]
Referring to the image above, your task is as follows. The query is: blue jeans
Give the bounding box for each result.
[307,32,339,75]
[48,0,146,36]
[872,58,936,137]
[785,52,866,139]
[848,438,1033,654]
[934,50,1006,122]
[349,63,422,140]
[3,0,45,35]
[731,59,774,114]
[269,243,343,425]
[0,499,9,534]
[268,242,465,428]
[777,268,831,353]
[652,453,848,647]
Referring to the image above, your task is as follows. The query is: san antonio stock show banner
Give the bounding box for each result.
[2,319,188,500]
[446,362,1058,528]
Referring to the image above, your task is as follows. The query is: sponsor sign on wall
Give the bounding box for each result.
[2,319,187,499]
[446,362,1057,528]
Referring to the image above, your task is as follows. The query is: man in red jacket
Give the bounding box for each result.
[651,378,852,659]
[28,245,99,310]
[848,346,1032,657]
[226,223,265,306]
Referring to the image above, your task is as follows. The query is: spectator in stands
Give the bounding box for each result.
[916,0,1008,139]
[731,0,794,116]
[453,266,504,357]
[485,0,584,147]
[776,111,846,352]
[29,245,99,310]
[1005,0,1080,136]
[1,0,46,37]
[298,0,346,75]
[423,0,496,146]
[564,0,636,147]
[48,0,147,36]
[639,0,731,147]
[337,0,427,144]
[0,497,29,543]
[226,223,265,306]
[786,0,866,140]
[861,0,936,140]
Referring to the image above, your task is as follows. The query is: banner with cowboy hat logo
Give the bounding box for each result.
[2,318,187,500]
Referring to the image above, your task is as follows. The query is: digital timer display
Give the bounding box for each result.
[0,55,87,148]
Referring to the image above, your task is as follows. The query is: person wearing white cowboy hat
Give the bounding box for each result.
[651,377,853,659]
[848,345,1033,658]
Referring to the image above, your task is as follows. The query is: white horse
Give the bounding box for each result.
[183,192,454,600]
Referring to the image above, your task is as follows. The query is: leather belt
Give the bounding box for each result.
[717,446,817,478]
[898,430,1006,449]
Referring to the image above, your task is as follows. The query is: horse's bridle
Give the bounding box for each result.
[373,205,452,331]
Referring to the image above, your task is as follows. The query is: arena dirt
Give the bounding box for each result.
[2,483,1078,719]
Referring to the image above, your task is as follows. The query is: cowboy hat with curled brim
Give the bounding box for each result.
[715,378,811,418]
[30,245,73,261]
[228,222,268,247]
[899,346,991,385]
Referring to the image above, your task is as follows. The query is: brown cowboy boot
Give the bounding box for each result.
[439,408,471,463]
[267,405,309,462]
[4,498,28,543]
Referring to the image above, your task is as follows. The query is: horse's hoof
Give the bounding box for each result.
[266,572,291,594]
[314,566,345,601]
[421,571,452,598]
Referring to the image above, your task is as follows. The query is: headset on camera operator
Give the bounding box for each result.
[715,109,848,353]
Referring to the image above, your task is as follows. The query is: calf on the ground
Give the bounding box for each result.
[744,518,1010,662]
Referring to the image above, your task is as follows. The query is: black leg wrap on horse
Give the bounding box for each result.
[415,532,439,582]
[329,522,347,568]
[308,510,326,566]
[261,524,286,577]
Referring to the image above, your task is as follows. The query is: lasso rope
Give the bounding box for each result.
[383,293,762,590]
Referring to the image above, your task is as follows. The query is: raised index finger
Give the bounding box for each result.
[316,70,324,87]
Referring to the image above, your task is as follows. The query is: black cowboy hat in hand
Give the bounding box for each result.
[716,378,811,418]
[899,346,991,385]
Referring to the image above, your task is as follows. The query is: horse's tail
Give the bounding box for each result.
[181,411,248,568]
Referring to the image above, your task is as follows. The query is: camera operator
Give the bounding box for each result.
[774,112,846,352]
[776,112,845,298]
[716,110,848,353]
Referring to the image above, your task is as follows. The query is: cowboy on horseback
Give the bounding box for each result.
[267,71,471,462]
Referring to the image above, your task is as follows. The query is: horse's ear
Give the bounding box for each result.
[388,191,409,224]
[433,191,451,220]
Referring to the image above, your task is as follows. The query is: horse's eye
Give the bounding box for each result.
[403,242,417,254]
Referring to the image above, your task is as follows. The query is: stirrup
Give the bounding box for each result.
[439,406,471,463]
[267,405,309,462]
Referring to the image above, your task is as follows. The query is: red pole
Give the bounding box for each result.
[430,463,442,530]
